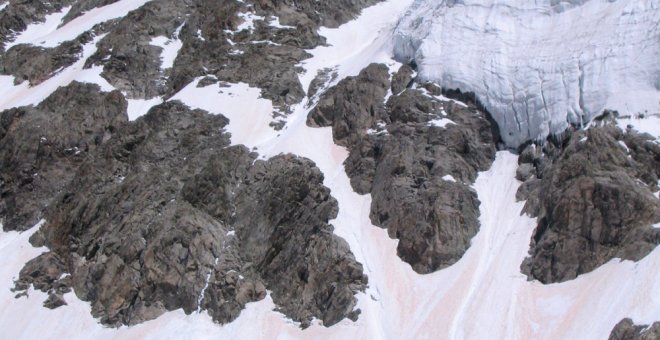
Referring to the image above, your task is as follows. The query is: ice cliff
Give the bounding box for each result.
[393,0,660,147]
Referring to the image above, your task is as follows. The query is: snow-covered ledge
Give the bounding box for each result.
[393,0,660,147]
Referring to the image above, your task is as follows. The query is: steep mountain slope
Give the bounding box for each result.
[0,0,658,339]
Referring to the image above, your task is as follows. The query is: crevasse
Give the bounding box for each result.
[393,0,660,147]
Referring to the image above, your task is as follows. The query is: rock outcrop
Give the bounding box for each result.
[308,63,497,273]
[609,318,660,340]
[0,81,128,232]
[6,84,366,328]
[1,0,383,114]
[518,117,660,283]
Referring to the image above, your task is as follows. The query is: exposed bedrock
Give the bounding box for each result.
[82,0,382,106]
[1,0,383,113]
[609,318,660,340]
[5,83,366,328]
[517,118,660,283]
[0,81,128,232]
[308,63,497,273]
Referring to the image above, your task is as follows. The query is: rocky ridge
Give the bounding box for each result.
[308,63,498,273]
[517,113,660,283]
[1,0,381,119]
[4,82,366,328]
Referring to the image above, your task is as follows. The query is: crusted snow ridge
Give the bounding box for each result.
[393,0,660,147]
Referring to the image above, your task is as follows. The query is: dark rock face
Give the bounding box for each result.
[609,318,660,340]
[390,64,414,95]
[80,0,382,106]
[0,20,115,87]
[1,0,382,111]
[0,81,128,232]
[0,0,385,330]
[308,63,497,273]
[5,85,366,328]
[84,0,188,99]
[518,123,660,283]
[190,154,367,327]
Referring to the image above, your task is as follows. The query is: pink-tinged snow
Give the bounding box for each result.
[0,222,294,339]
[1,0,659,339]
[5,0,152,49]
[169,79,278,149]
[3,152,658,339]
[296,0,414,97]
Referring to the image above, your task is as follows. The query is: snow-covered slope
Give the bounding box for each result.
[0,0,659,339]
[393,0,660,146]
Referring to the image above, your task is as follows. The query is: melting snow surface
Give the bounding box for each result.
[1,0,659,339]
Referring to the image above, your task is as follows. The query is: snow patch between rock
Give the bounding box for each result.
[150,24,184,70]
[5,0,152,49]
[169,79,278,149]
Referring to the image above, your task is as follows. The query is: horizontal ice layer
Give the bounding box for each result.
[393,0,660,146]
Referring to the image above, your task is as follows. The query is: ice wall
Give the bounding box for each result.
[393,0,660,146]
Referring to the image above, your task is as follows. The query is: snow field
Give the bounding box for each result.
[0,0,658,339]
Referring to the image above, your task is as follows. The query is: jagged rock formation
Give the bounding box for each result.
[5,83,366,328]
[609,318,660,340]
[517,116,660,283]
[0,27,110,86]
[0,81,127,232]
[308,63,497,273]
[393,0,660,147]
[0,0,382,113]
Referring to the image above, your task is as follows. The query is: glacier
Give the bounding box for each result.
[393,0,660,147]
